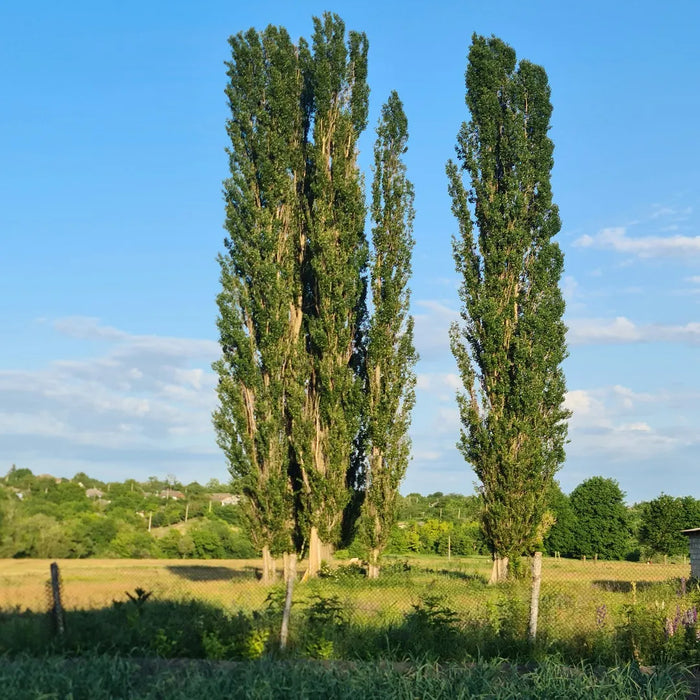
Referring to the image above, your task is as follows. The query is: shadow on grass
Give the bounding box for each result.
[0,591,692,668]
[418,567,488,584]
[166,565,259,582]
[592,579,666,593]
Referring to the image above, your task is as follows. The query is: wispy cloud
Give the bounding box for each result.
[574,226,700,258]
[568,316,700,346]
[416,372,461,398]
[650,205,692,220]
[564,384,697,464]
[412,300,458,362]
[0,317,223,482]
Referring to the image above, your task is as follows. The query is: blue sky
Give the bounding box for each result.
[1,1,698,503]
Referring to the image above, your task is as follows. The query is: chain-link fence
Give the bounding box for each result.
[1,553,695,663]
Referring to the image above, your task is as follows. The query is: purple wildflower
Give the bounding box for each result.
[682,606,697,627]
[595,604,607,628]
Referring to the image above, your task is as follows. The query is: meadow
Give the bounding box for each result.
[1,555,694,662]
[2,555,697,698]
[0,655,691,699]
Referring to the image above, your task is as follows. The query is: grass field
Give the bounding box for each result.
[0,555,690,641]
[0,656,691,699]
[0,555,689,610]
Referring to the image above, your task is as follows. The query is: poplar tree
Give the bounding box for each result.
[292,14,370,576]
[361,92,417,579]
[213,26,305,583]
[214,14,370,580]
[446,35,569,582]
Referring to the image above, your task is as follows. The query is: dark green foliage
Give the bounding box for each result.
[569,477,631,559]
[188,519,256,559]
[360,91,417,569]
[66,513,120,557]
[293,13,370,552]
[4,465,35,489]
[447,35,569,568]
[0,656,689,700]
[640,494,698,557]
[543,482,578,556]
[109,526,159,558]
[213,14,371,562]
[0,466,254,559]
[213,22,305,557]
[298,594,351,658]
[397,492,482,522]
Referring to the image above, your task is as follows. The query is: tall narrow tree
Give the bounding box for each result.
[361,92,417,579]
[213,26,305,583]
[291,14,370,576]
[447,35,569,582]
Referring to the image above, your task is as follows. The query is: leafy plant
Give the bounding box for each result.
[152,628,179,657]
[304,594,350,630]
[240,627,270,660]
[124,588,152,609]
[410,594,460,630]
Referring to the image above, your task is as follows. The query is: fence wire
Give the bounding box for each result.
[1,553,694,655]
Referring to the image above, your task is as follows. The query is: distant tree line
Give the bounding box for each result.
[2,467,695,561]
[544,477,700,561]
[0,466,254,560]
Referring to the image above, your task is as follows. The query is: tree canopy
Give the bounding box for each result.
[447,34,569,581]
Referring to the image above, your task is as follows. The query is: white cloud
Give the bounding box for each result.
[0,317,224,482]
[561,275,579,304]
[650,205,692,220]
[568,316,700,346]
[563,385,691,464]
[52,316,219,358]
[412,299,458,361]
[563,389,596,415]
[434,407,460,434]
[416,372,461,398]
[574,226,700,258]
[412,449,443,462]
[620,422,651,432]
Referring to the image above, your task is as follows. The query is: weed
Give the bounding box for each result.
[304,594,350,629]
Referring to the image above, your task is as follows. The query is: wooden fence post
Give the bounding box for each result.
[280,553,296,651]
[49,562,65,636]
[528,552,543,644]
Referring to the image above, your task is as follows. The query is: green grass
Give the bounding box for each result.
[0,655,691,699]
[2,555,698,666]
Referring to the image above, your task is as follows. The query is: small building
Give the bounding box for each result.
[159,488,186,500]
[37,474,62,483]
[86,488,105,499]
[210,493,240,506]
[682,528,700,578]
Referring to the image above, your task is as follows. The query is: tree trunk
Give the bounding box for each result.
[283,552,288,582]
[280,552,296,651]
[262,545,276,583]
[306,526,322,578]
[367,548,380,579]
[321,539,333,564]
[528,552,543,643]
[488,554,509,584]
